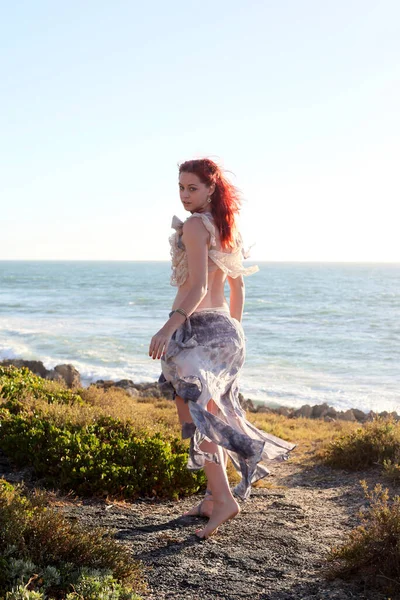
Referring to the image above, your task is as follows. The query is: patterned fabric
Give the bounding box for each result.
[158,308,297,500]
[169,212,259,287]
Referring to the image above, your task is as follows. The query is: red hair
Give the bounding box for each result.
[178,158,242,250]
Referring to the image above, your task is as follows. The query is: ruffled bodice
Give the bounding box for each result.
[169,212,259,287]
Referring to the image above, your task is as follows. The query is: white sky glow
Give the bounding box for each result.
[0,1,399,262]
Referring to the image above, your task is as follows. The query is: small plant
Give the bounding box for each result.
[326,480,400,595]
[2,566,142,600]
[65,568,142,599]
[383,448,400,482]
[321,416,400,472]
[0,479,145,597]
[5,586,44,599]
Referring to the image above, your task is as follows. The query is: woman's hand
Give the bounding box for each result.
[149,325,174,360]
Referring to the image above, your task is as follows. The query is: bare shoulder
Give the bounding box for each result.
[182,215,210,240]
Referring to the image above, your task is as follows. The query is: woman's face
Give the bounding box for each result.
[179,172,215,214]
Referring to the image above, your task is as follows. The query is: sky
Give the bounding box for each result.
[0,0,399,262]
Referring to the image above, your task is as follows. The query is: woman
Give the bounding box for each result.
[149,158,296,540]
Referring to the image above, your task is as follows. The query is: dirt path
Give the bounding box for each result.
[1,450,395,599]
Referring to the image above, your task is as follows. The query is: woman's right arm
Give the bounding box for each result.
[163,217,210,331]
[149,218,209,360]
[227,274,245,322]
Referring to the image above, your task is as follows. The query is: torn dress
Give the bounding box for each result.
[158,211,296,500]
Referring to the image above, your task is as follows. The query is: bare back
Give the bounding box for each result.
[172,213,229,311]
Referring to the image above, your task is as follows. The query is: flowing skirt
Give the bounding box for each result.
[158,307,296,500]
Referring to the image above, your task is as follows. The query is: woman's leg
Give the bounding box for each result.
[175,394,214,517]
[195,437,240,539]
[207,399,229,468]
[175,395,240,537]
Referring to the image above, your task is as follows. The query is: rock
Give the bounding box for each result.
[134,382,163,399]
[294,403,337,420]
[312,403,330,418]
[340,409,356,422]
[277,406,293,417]
[46,369,65,383]
[0,359,81,390]
[116,386,140,398]
[365,410,377,421]
[294,404,313,419]
[104,380,141,398]
[94,379,174,400]
[157,377,176,400]
[94,379,117,388]
[94,379,139,398]
[53,364,81,389]
[364,410,400,423]
[113,379,137,393]
[113,379,134,388]
[1,359,48,378]
[256,405,273,414]
[239,397,257,412]
[352,408,367,422]
[325,407,337,418]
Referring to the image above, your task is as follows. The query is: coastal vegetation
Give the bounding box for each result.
[318,416,400,594]
[326,480,400,596]
[0,365,200,598]
[1,364,399,597]
[0,365,205,500]
[0,479,145,599]
[320,415,400,480]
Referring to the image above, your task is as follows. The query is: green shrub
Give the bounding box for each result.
[321,416,400,472]
[0,366,84,408]
[0,364,205,499]
[2,566,142,600]
[326,480,400,595]
[0,410,205,499]
[0,479,145,598]
[65,568,142,599]
[5,587,44,599]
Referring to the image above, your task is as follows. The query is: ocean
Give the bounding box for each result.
[0,260,399,414]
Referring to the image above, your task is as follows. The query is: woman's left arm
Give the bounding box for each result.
[149,217,209,360]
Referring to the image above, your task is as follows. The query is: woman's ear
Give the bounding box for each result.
[209,183,216,196]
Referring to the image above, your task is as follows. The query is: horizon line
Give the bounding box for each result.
[1,259,400,265]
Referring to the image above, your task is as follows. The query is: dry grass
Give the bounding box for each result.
[0,478,146,595]
[81,386,181,435]
[320,416,400,472]
[11,383,363,467]
[4,385,181,438]
[326,480,400,595]
[247,411,360,464]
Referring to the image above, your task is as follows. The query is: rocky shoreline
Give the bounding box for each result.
[1,358,398,425]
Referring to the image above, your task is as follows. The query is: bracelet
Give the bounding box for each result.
[171,307,189,320]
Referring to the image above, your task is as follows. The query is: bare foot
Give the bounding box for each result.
[183,491,213,518]
[195,497,240,539]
